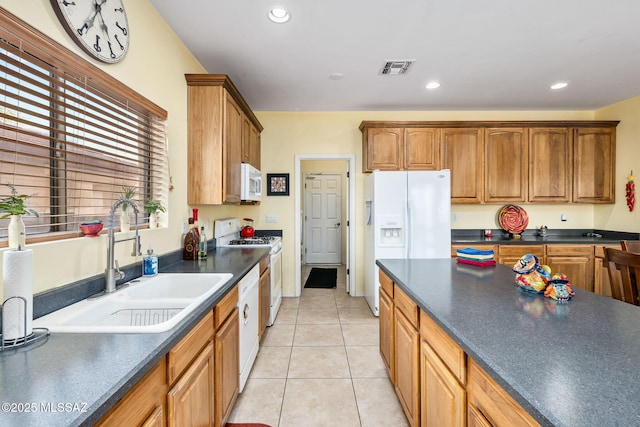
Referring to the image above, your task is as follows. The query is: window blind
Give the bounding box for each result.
[0,9,169,243]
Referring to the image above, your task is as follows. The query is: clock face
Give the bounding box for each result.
[50,0,130,64]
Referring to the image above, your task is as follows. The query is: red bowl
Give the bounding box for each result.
[80,222,104,237]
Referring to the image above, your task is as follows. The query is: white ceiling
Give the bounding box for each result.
[150,0,640,112]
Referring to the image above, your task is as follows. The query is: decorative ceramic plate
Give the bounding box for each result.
[498,204,529,234]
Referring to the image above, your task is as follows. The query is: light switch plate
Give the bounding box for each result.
[266,214,278,223]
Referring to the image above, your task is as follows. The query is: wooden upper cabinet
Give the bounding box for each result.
[441,128,483,204]
[185,74,263,205]
[405,128,440,170]
[484,128,528,203]
[364,127,404,171]
[573,127,615,203]
[528,128,572,203]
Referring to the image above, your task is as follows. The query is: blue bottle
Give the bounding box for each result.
[143,248,158,276]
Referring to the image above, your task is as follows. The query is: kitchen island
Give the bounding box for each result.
[0,247,269,427]
[377,258,640,427]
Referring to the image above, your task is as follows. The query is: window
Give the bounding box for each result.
[0,9,168,244]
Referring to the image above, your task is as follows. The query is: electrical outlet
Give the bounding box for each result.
[452,213,458,222]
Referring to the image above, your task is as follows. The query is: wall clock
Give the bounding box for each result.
[50,0,130,64]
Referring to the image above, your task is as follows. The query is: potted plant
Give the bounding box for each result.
[143,199,166,228]
[120,185,137,231]
[0,183,38,249]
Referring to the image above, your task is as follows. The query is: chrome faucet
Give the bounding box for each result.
[104,198,142,293]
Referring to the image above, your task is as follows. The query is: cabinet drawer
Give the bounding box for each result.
[498,245,544,257]
[594,243,620,258]
[393,285,419,328]
[420,310,466,384]
[468,359,540,427]
[379,270,394,298]
[546,244,593,257]
[215,285,238,329]
[96,358,167,427]
[167,310,214,384]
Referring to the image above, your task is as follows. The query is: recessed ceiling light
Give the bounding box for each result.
[268,7,290,23]
[550,82,568,90]
[425,82,440,89]
[329,73,343,80]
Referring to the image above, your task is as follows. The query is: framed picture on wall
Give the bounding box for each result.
[267,173,289,196]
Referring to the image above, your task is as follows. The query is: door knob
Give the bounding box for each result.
[335,222,341,227]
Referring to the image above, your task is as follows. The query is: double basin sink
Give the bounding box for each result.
[33,273,233,333]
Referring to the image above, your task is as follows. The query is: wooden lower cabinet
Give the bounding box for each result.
[394,303,420,426]
[594,244,620,297]
[167,343,215,426]
[95,359,167,427]
[421,341,466,427]
[545,245,594,292]
[214,307,239,427]
[379,285,394,380]
[467,359,540,427]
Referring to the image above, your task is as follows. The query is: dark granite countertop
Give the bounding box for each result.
[0,247,269,427]
[452,229,640,246]
[377,258,640,427]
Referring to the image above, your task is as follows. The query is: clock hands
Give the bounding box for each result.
[77,0,107,36]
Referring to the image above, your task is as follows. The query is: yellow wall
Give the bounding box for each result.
[595,97,640,231]
[0,0,243,300]
[1,1,638,301]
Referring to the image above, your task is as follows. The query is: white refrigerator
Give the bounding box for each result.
[364,170,451,316]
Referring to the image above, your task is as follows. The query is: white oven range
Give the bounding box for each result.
[214,218,283,327]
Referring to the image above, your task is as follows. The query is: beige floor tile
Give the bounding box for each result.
[296,308,339,325]
[335,295,369,309]
[353,378,409,427]
[298,295,337,309]
[274,308,298,325]
[227,378,286,427]
[249,346,292,379]
[280,378,360,427]
[293,324,344,346]
[280,297,299,309]
[301,287,336,297]
[261,324,296,347]
[339,306,378,324]
[341,322,379,346]
[346,345,388,378]
[288,346,350,378]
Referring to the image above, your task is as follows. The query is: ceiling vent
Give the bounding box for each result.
[380,60,415,75]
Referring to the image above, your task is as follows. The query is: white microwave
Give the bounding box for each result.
[241,163,262,202]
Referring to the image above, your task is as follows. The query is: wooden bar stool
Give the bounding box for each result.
[620,240,640,253]
[603,247,640,305]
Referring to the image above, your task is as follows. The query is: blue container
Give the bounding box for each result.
[143,248,158,276]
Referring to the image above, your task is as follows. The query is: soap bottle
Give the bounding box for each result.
[198,226,207,259]
[183,218,199,260]
[143,248,158,276]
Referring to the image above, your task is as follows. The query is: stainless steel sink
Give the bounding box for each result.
[33,273,233,333]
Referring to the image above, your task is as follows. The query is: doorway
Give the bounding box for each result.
[304,173,342,265]
[294,154,356,297]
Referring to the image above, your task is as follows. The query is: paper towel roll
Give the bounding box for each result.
[3,248,33,341]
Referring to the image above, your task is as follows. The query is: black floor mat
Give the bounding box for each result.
[304,268,337,288]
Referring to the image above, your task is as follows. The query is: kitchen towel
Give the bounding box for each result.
[2,248,34,340]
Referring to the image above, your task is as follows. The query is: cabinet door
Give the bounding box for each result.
[441,128,483,203]
[364,128,404,171]
[394,308,420,427]
[528,128,572,203]
[484,128,527,203]
[215,308,239,427]
[249,124,261,170]
[421,341,466,427]
[241,115,251,164]
[405,128,439,170]
[594,244,620,297]
[498,245,545,267]
[379,286,394,381]
[259,267,271,340]
[224,93,242,204]
[573,127,615,203]
[167,343,214,427]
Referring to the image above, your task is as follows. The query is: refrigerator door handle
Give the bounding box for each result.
[406,199,411,258]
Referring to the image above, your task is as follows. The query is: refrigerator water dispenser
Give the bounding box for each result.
[377,215,404,247]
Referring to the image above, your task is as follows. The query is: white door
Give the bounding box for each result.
[304,173,342,264]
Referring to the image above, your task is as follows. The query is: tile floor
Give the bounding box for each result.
[227,264,409,427]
